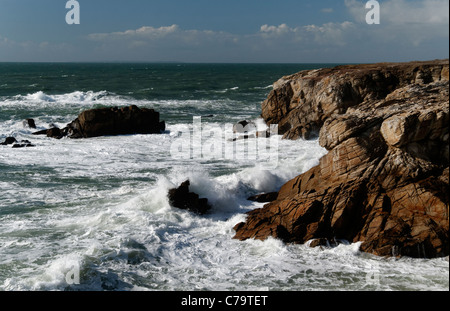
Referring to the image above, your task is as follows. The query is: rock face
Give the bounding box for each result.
[67,105,166,138]
[234,60,449,258]
[32,105,165,139]
[262,60,449,140]
[168,180,211,215]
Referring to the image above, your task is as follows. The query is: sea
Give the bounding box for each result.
[0,63,448,291]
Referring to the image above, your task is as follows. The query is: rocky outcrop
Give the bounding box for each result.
[168,180,211,215]
[66,105,165,138]
[33,105,166,139]
[262,59,449,140]
[234,60,449,258]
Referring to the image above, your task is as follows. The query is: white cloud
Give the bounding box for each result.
[89,25,181,41]
[2,2,448,64]
[344,0,449,48]
[257,22,355,46]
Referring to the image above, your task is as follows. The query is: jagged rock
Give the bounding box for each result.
[234,60,449,258]
[1,137,17,145]
[168,180,211,215]
[32,105,165,139]
[33,127,64,139]
[261,59,449,140]
[233,120,257,133]
[67,105,165,138]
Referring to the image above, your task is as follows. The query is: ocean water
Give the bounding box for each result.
[0,63,448,291]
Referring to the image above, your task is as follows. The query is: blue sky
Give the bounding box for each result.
[0,0,448,62]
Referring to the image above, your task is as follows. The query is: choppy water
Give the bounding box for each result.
[0,63,448,291]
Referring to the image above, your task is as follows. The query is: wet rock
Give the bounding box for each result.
[33,127,64,139]
[168,180,211,215]
[68,105,166,138]
[233,120,256,133]
[1,137,17,145]
[247,192,279,203]
[31,105,166,139]
[23,119,36,129]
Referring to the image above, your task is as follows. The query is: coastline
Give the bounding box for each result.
[234,59,449,259]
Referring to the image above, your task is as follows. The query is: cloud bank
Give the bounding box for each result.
[1,0,448,62]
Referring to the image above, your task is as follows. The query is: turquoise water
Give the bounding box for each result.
[0,63,448,291]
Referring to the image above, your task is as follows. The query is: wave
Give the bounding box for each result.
[0,90,121,110]
[19,90,112,104]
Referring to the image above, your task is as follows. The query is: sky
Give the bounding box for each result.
[0,0,448,63]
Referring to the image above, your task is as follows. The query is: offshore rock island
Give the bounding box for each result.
[234,60,449,258]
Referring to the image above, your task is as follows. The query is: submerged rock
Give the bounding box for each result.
[168,180,211,215]
[32,127,64,139]
[234,60,449,258]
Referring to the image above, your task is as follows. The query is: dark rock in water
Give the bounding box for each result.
[32,105,166,140]
[2,137,35,148]
[1,137,17,145]
[247,192,279,203]
[168,180,211,215]
[67,105,166,138]
[23,119,37,129]
[33,127,64,139]
[46,127,64,139]
[233,120,256,133]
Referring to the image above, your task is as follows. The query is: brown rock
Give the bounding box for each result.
[234,60,449,258]
[262,59,449,141]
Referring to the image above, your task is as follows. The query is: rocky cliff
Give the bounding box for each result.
[234,60,449,258]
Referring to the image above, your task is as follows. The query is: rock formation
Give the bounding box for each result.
[1,137,18,145]
[234,60,449,258]
[66,105,165,138]
[168,180,211,215]
[33,105,166,139]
